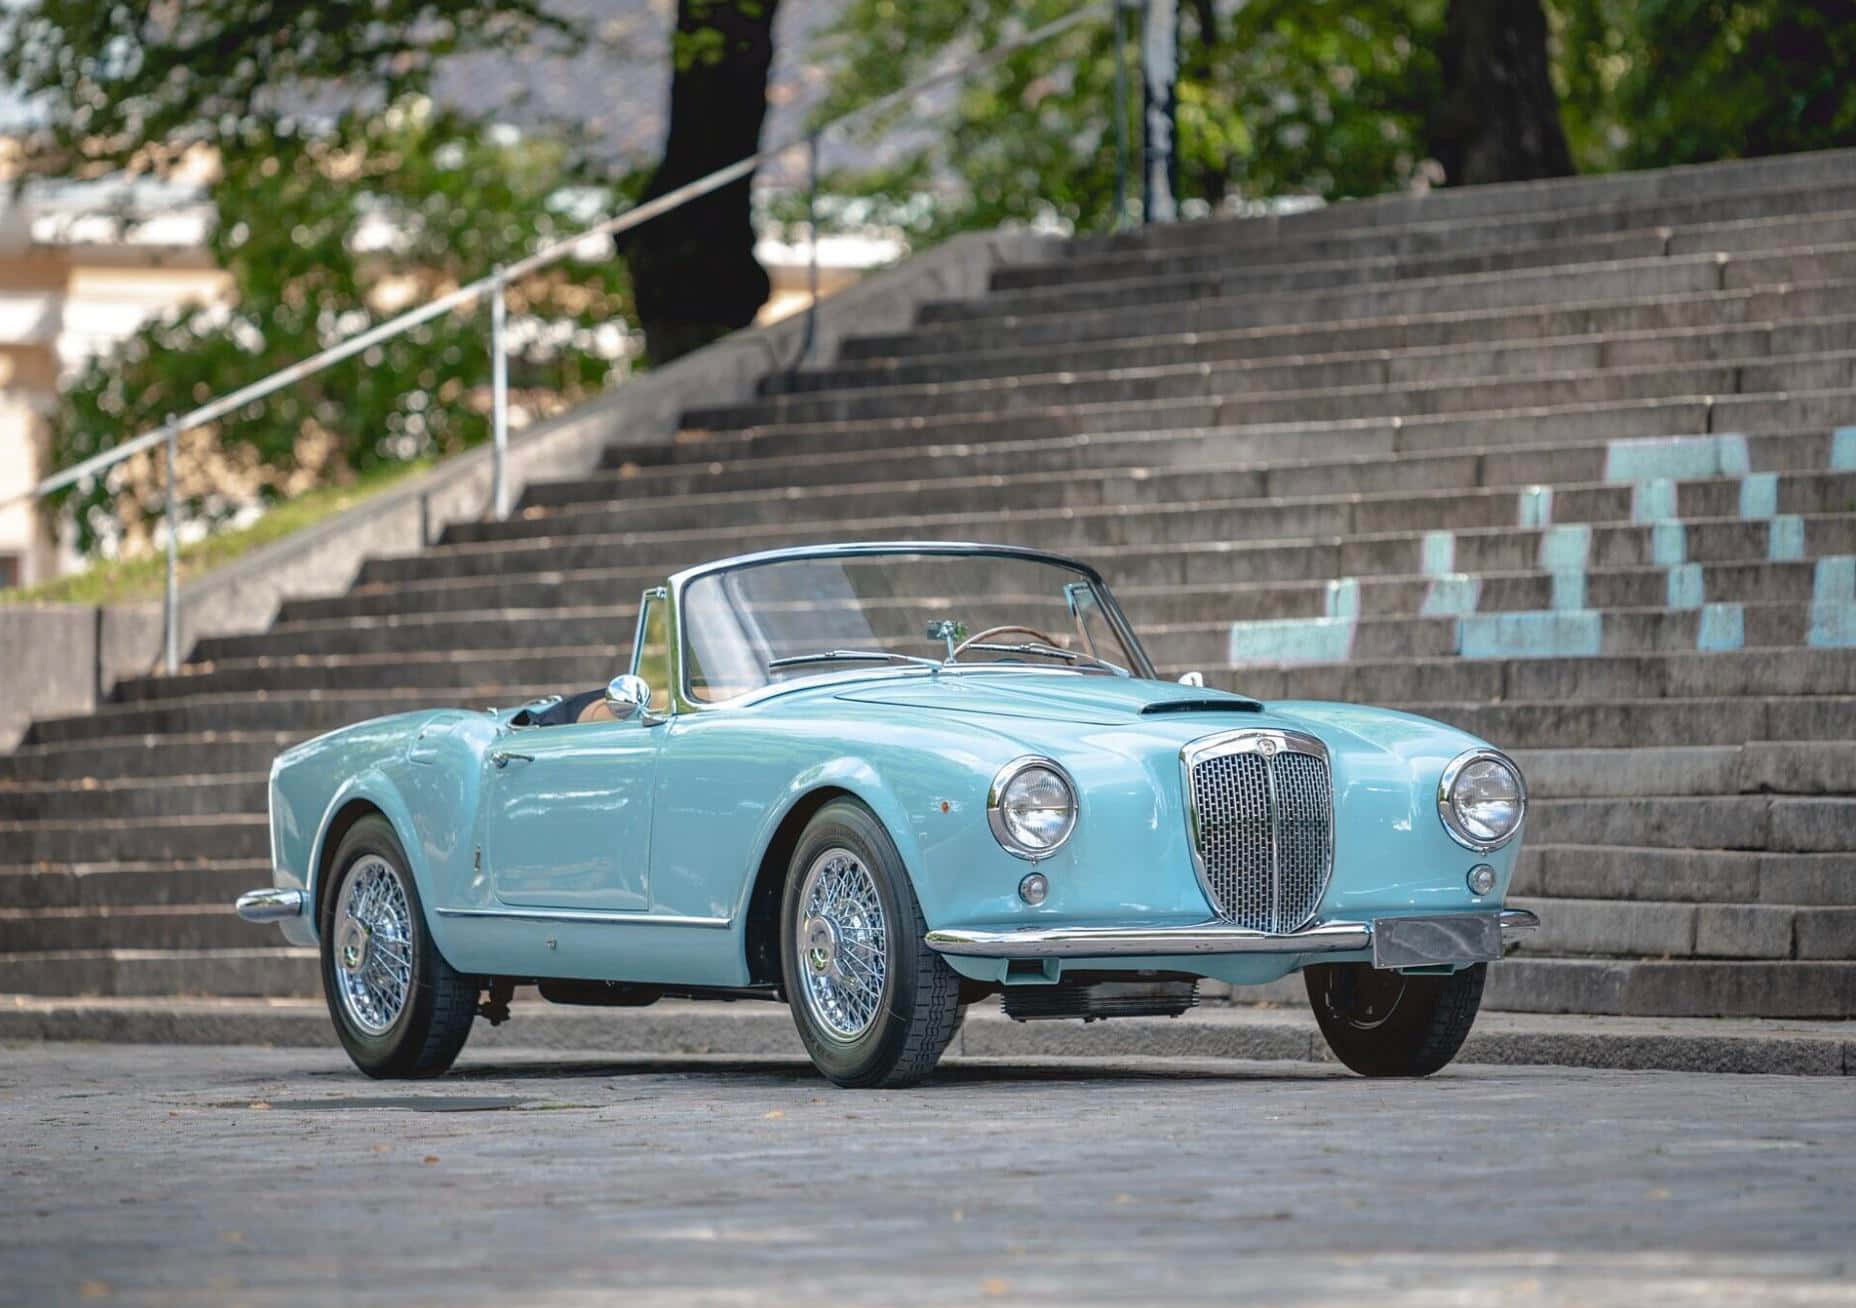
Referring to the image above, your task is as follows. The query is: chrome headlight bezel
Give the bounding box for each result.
[1437,749,1527,852]
[987,756,1078,860]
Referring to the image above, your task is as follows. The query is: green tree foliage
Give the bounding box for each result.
[812,0,1446,240]
[1605,0,1856,166]
[0,2,636,555]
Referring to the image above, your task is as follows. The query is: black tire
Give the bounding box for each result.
[319,814,477,1079]
[779,799,962,1088]
[1304,961,1486,1078]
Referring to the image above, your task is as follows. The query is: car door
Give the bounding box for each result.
[480,716,660,912]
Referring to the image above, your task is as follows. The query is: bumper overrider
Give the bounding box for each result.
[925,908,1539,969]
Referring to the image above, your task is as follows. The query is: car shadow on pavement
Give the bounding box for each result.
[419,1054,1346,1086]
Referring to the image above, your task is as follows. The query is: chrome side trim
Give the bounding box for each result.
[433,906,731,929]
[925,908,1541,961]
[234,888,306,923]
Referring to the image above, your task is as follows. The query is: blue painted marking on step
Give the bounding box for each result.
[1633,478,1678,523]
[1666,562,1704,609]
[1769,515,1806,562]
[1518,486,1553,528]
[1738,472,1779,519]
[1421,574,1481,618]
[1808,557,1856,648]
[1458,610,1603,660]
[1832,427,1856,471]
[1538,524,1591,572]
[1651,520,1687,567]
[1227,618,1356,666]
[1420,530,1455,577]
[1696,603,1745,652]
[1549,569,1586,612]
[1603,433,1749,482]
[1325,577,1360,620]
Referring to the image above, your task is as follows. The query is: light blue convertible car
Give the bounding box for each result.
[238,541,1536,1087]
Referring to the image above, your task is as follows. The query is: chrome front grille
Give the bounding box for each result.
[1182,730,1333,932]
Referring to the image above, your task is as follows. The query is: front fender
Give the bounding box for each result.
[293,768,430,948]
[735,756,930,922]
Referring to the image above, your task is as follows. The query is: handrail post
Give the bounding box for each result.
[161,416,179,675]
[800,131,821,368]
[489,265,510,521]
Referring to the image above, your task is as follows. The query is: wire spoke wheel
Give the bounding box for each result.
[795,846,890,1042]
[331,854,415,1036]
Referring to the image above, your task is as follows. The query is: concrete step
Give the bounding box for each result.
[116,650,613,703]
[1529,795,1856,854]
[844,268,1856,365]
[20,686,554,747]
[5,994,1851,1076]
[0,815,268,864]
[1064,148,1856,257]
[0,948,318,998]
[1483,956,1856,1019]
[1514,743,1856,799]
[0,861,269,910]
[243,559,1847,663]
[539,417,1840,520]
[832,277,1856,380]
[1514,845,1854,907]
[688,344,1841,438]
[0,774,266,822]
[443,466,1856,563]
[654,385,1856,480]
[0,904,291,953]
[193,609,634,665]
[0,732,297,785]
[1219,648,1856,710]
[1387,695,1856,749]
[1172,602,1856,666]
[913,244,1856,330]
[279,550,1834,635]
[358,504,1856,600]
[1511,895,1856,961]
[998,198,1856,293]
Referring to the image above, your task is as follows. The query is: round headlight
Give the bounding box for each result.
[988,757,1077,859]
[1438,750,1526,851]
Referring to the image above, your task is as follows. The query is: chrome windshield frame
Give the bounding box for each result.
[663,541,1158,713]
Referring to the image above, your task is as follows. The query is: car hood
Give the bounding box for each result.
[833,672,1263,725]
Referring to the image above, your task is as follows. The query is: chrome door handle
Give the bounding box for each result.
[491,750,535,768]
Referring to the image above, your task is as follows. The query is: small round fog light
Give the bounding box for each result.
[1467,864,1497,896]
[1018,872,1049,906]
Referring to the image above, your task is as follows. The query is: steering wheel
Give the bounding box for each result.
[952,625,1070,659]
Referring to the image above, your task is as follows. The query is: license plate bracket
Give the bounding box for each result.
[1372,913,1503,970]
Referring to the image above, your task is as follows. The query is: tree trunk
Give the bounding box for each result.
[1430,0,1573,186]
[624,0,780,368]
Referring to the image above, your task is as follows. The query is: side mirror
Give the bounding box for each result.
[1177,670,1205,687]
[605,674,653,721]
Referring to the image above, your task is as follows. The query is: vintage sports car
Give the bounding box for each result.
[237,541,1536,1087]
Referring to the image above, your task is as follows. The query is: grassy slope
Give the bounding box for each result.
[2,459,432,608]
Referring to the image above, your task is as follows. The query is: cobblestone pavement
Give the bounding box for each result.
[3,1043,1853,1306]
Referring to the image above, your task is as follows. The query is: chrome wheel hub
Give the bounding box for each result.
[795,847,888,1042]
[331,855,415,1037]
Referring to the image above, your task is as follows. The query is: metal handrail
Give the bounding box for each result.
[9,1,1126,670]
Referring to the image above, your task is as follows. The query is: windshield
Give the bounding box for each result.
[679,551,1152,703]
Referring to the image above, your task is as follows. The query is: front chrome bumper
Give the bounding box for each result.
[924,908,1539,964]
[235,888,307,923]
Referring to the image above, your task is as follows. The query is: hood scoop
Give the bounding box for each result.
[1141,697,1263,716]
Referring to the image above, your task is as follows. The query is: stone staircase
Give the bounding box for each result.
[5,148,1856,1022]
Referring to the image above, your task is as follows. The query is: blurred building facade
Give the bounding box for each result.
[0,175,228,587]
